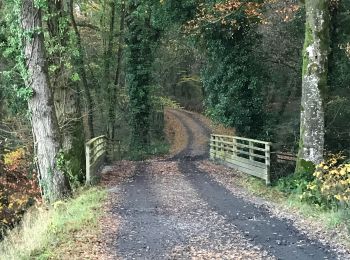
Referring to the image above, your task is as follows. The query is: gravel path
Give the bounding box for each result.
[102,109,345,259]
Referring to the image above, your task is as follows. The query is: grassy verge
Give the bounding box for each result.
[236,175,350,236]
[0,187,106,260]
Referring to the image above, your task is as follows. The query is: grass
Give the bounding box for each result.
[0,187,107,260]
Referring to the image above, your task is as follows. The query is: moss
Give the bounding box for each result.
[302,23,313,76]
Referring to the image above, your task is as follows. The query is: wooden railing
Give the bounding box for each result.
[210,134,271,185]
[85,135,108,185]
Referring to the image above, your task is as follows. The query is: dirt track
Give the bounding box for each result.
[100,109,345,259]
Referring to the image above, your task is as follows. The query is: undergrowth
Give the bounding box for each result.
[0,187,106,260]
[236,173,350,235]
[127,139,170,161]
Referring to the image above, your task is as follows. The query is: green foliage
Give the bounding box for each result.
[277,166,315,194]
[325,1,350,155]
[125,1,160,149]
[56,151,79,189]
[190,2,266,137]
[0,1,30,114]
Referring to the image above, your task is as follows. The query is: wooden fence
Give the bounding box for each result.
[85,135,108,185]
[210,134,271,185]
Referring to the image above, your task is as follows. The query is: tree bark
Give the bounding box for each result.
[69,0,95,139]
[47,0,86,182]
[104,1,116,139]
[114,1,126,88]
[126,1,153,149]
[21,0,71,202]
[108,0,126,140]
[296,0,330,171]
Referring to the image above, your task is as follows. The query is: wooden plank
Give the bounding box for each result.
[265,143,271,185]
[210,143,266,155]
[211,134,271,145]
[85,143,91,185]
[220,160,267,180]
[89,144,107,157]
[90,148,107,164]
[249,141,253,160]
[225,158,266,174]
[211,153,266,170]
[229,155,266,168]
[89,142,106,153]
[236,142,266,152]
[234,149,267,160]
[90,150,105,163]
[86,135,106,146]
[210,149,266,163]
[211,152,266,171]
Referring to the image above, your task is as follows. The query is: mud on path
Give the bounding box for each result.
[99,109,346,259]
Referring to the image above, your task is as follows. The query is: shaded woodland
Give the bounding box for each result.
[0,0,349,236]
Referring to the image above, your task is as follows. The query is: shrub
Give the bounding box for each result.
[300,154,350,209]
[0,148,40,235]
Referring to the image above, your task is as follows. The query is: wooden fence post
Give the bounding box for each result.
[265,143,271,185]
[249,141,253,161]
[85,143,91,185]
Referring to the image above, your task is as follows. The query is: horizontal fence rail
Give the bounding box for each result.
[210,134,271,185]
[86,135,108,185]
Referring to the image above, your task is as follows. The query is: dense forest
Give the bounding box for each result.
[0,0,350,251]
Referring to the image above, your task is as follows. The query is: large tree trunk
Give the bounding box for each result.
[296,0,330,171]
[47,0,86,183]
[126,2,154,149]
[69,0,95,139]
[21,0,71,202]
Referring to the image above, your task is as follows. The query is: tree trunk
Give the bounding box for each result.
[296,0,330,172]
[21,0,71,202]
[47,0,86,183]
[114,1,126,88]
[126,1,154,149]
[104,1,116,139]
[69,0,95,139]
[108,0,126,140]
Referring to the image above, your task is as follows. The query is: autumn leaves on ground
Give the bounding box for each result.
[1,109,350,259]
[28,109,347,259]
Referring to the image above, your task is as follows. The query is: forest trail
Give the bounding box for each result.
[99,109,341,259]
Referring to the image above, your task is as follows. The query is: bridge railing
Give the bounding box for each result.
[85,135,108,185]
[210,134,271,185]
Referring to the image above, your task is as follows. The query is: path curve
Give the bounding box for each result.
[103,109,343,259]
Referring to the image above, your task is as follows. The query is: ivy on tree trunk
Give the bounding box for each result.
[125,1,156,149]
[21,0,71,202]
[47,0,86,184]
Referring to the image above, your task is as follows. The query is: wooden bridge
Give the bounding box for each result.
[85,133,294,186]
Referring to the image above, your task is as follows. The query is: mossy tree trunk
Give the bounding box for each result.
[21,0,71,202]
[47,0,86,183]
[296,0,330,172]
